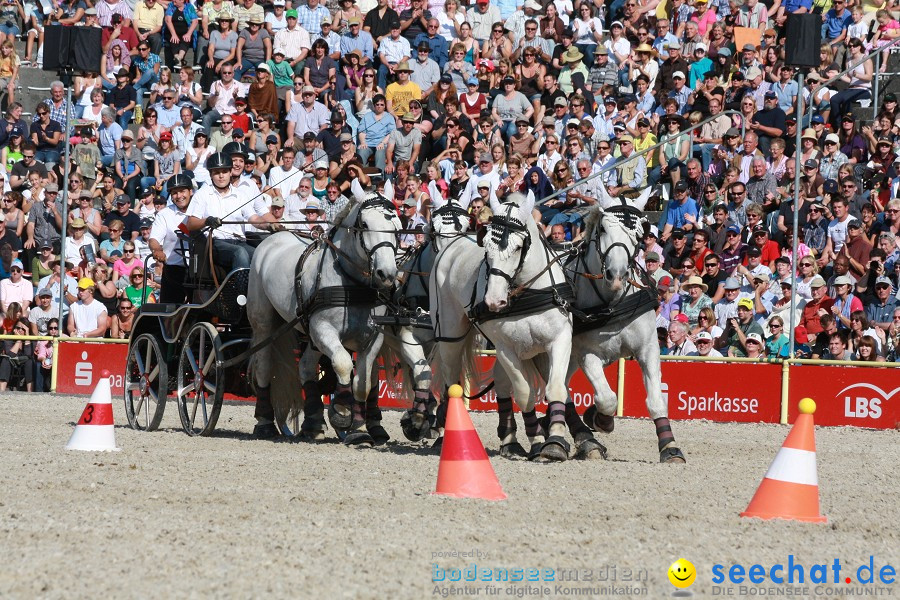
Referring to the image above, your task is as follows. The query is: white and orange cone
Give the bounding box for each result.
[434,384,507,501]
[66,372,120,452]
[741,398,825,523]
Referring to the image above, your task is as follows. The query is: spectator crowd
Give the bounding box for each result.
[3,0,900,391]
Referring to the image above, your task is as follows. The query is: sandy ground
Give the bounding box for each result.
[0,392,897,600]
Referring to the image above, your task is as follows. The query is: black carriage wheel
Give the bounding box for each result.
[176,322,225,436]
[124,333,169,431]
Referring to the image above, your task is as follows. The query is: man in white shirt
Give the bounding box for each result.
[202,65,249,134]
[458,152,501,207]
[273,10,311,72]
[28,288,59,335]
[67,277,109,338]
[268,147,301,201]
[688,331,724,357]
[149,173,194,303]
[0,259,32,311]
[185,153,268,271]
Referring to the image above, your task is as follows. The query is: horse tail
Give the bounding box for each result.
[251,324,302,426]
[377,341,413,407]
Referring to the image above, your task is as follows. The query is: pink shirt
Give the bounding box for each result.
[113,257,144,279]
[0,277,32,311]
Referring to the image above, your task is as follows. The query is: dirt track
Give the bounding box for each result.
[0,393,897,599]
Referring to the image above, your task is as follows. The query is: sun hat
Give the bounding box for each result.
[683,275,708,292]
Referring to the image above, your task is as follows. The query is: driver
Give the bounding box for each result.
[149,173,194,303]
[185,152,268,272]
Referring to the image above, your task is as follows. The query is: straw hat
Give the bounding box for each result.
[682,275,708,293]
[634,43,658,57]
[801,128,818,142]
[562,47,584,64]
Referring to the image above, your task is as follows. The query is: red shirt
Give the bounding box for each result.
[800,296,835,336]
[741,239,780,266]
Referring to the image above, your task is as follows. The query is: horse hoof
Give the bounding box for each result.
[575,436,608,460]
[427,427,441,440]
[527,442,545,462]
[344,430,374,447]
[583,406,615,433]
[367,422,390,445]
[431,436,443,453]
[400,410,430,442]
[660,446,686,463]
[500,441,528,459]
[540,436,570,462]
[327,401,353,432]
[252,422,280,440]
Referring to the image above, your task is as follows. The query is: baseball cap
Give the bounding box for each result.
[115,194,131,205]
[121,129,134,140]
[286,9,298,18]
[794,326,809,344]
[673,180,689,192]
[671,227,685,239]
[875,276,892,287]
[847,219,862,229]
[140,218,152,229]
[833,275,853,286]
[10,258,23,270]
[657,275,673,289]
[232,128,245,138]
[270,197,285,208]
[479,152,493,163]
[645,225,659,238]
[140,186,155,197]
[726,224,741,234]
[303,131,317,141]
[737,298,754,310]
[38,287,53,297]
[603,96,617,105]
[672,71,685,79]
[314,159,329,170]
[476,180,491,189]
[809,275,826,288]
[824,133,840,144]
[724,277,741,290]
[402,197,418,207]
[257,63,271,73]
[764,90,777,99]
[645,251,661,262]
[339,132,353,142]
[744,66,762,80]
[746,246,762,257]
[746,333,763,345]
[752,223,768,234]
[695,331,712,342]
[78,277,95,289]
[811,114,825,124]
[804,159,819,169]
[467,76,479,86]
[159,131,173,141]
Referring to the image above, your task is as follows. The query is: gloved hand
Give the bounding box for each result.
[205,216,222,229]
[270,223,286,232]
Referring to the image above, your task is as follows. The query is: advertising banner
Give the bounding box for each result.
[787,364,899,428]
[56,341,129,395]
[622,360,783,423]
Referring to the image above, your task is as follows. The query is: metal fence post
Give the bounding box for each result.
[780,359,791,425]
[617,358,625,417]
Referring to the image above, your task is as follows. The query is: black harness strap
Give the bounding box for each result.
[571,286,658,334]
[470,283,576,323]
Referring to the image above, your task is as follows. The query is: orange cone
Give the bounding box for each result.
[741,398,825,522]
[66,371,120,452]
[434,384,507,501]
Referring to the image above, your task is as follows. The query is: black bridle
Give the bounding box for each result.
[430,202,471,238]
[327,195,401,285]
[485,211,532,286]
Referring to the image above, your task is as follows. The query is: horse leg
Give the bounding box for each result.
[493,366,526,458]
[311,323,355,433]
[342,332,383,447]
[298,350,327,441]
[430,335,469,449]
[559,355,606,460]
[636,343,685,463]
[395,329,434,442]
[539,339,574,462]
[581,351,617,435]
[494,351,545,460]
[365,368,390,445]
[247,294,280,439]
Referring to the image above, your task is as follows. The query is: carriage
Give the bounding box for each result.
[121,233,264,437]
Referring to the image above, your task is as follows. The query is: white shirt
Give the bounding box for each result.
[210,79,249,116]
[186,184,257,241]
[150,203,190,266]
[459,169,501,208]
[268,165,301,200]
[65,235,96,265]
[70,298,107,337]
[827,214,851,253]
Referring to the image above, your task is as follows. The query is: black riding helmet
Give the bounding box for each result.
[205,152,233,171]
[167,173,193,191]
[221,141,249,159]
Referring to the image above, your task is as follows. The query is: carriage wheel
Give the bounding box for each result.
[124,333,168,431]
[176,322,225,436]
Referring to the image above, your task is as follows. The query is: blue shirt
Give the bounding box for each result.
[412,33,449,69]
[688,57,712,88]
[666,197,699,228]
[496,0,519,20]
[357,111,396,148]
[772,80,799,114]
[99,122,123,157]
[340,31,375,61]
[824,8,852,39]
[783,0,812,13]
[652,33,679,60]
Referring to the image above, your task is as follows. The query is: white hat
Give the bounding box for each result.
[694,42,707,52]
[672,70,686,79]
[273,0,285,5]
[257,62,271,73]
[313,159,329,170]
[824,133,840,144]
[524,0,542,9]
[695,331,712,342]
[746,333,764,345]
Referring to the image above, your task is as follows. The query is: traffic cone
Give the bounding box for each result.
[66,371,120,452]
[741,398,825,522]
[434,384,507,501]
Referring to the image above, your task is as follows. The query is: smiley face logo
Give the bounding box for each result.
[667,559,696,589]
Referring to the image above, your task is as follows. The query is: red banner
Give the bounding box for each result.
[55,341,129,395]
[787,365,900,428]
[622,360,782,423]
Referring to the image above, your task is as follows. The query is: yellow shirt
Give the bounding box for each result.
[634,132,658,168]
[133,1,165,31]
[385,81,422,116]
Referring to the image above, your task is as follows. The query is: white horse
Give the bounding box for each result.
[246,181,401,445]
[382,183,474,442]
[430,192,575,461]
[569,204,685,462]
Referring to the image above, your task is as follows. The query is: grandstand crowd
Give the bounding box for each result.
[3,0,900,389]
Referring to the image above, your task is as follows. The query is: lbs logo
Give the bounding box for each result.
[839,384,898,419]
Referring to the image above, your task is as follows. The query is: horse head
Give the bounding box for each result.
[584,204,644,294]
[483,191,536,312]
[428,181,471,251]
[349,179,401,289]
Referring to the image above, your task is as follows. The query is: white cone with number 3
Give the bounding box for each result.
[66,375,120,452]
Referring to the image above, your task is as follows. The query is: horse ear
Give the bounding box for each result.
[488,186,503,215]
[641,218,651,238]
[382,179,394,204]
[595,179,616,209]
[519,190,536,221]
[350,179,366,204]
[429,180,445,212]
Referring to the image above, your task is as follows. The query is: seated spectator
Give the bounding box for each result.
[0,318,33,391]
[667,318,696,356]
[822,331,852,360]
[742,332,766,359]
[110,298,136,339]
[0,259,31,312]
[680,275,712,328]
[67,277,109,338]
[688,330,723,357]
[717,297,764,356]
